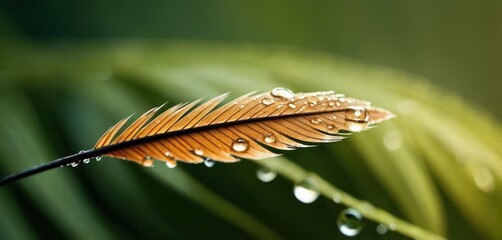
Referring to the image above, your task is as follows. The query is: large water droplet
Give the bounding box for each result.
[264,133,277,143]
[376,224,388,235]
[165,161,177,168]
[337,208,363,237]
[383,131,403,151]
[204,158,215,167]
[142,156,154,167]
[271,87,295,101]
[232,138,249,152]
[261,98,275,106]
[194,148,204,156]
[345,106,369,121]
[293,176,321,204]
[256,167,277,182]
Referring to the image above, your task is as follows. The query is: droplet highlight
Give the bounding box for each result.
[232,138,249,152]
[70,161,79,167]
[95,156,102,161]
[337,208,363,237]
[271,87,295,101]
[345,121,367,132]
[345,106,368,121]
[288,103,297,109]
[310,118,322,124]
[165,161,177,169]
[261,98,275,106]
[83,158,90,164]
[256,167,277,182]
[194,148,204,156]
[204,158,215,167]
[293,176,321,204]
[264,133,277,143]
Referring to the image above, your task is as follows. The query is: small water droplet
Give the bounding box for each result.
[310,118,322,124]
[142,156,154,167]
[333,192,342,203]
[70,161,79,167]
[293,176,321,204]
[264,133,277,143]
[165,161,177,168]
[326,124,336,131]
[318,96,325,101]
[376,224,388,235]
[329,102,335,107]
[204,158,215,167]
[388,222,398,231]
[232,138,249,152]
[261,98,275,106]
[240,104,245,109]
[335,101,341,107]
[309,101,317,107]
[83,158,90,164]
[256,167,277,182]
[164,151,171,157]
[337,208,363,237]
[95,156,102,161]
[276,104,284,109]
[194,148,204,156]
[271,87,295,101]
[288,103,297,109]
[298,106,307,112]
[383,131,403,151]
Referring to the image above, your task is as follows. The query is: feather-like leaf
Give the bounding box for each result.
[94,88,394,167]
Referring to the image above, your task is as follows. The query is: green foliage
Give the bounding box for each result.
[0,42,501,239]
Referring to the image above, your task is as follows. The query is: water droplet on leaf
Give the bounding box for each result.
[337,208,363,237]
[271,87,295,101]
[256,167,277,182]
[264,133,277,143]
[261,98,275,106]
[345,106,368,121]
[232,138,249,152]
[293,176,320,204]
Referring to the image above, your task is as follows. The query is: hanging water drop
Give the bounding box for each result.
[310,118,322,124]
[232,138,249,152]
[293,176,321,204]
[194,148,204,156]
[264,133,277,143]
[70,161,79,167]
[261,98,275,106]
[271,87,295,101]
[337,208,363,237]
[95,156,102,161]
[256,167,277,182]
[142,156,154,167]
[204,158,215,167]
[165,161,177,169]
[83,158,90,164]
[345,121,367,132]
[376,224,388,235]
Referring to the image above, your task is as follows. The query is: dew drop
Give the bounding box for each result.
[318,96,325,101]
[142,156,154,167]
[232,138,249,152]
[376,224,388,235]
[329,102,335,107]
[310,118,322,124]
[293,176,321,204]
[335,101,341,107]
[389,222,398,231]
[164,151,171,157]
[309,101,317,107]
[337,208,363,237]
[83,158,90,164]
[326,124,336,131]
[383,131,403,151]
[70,161,79,167]
[276,104,284,109]
[165,161,177,169]
[204,158,215,167]
[345,106,368,121]
[298,105,307,112]
[264,133,277,143]
[288,103,297,109]
[271,87,295,101]
[256,167,277,182]
[95,156,102,161]
[194,148,204,156]
[261,98,275,106]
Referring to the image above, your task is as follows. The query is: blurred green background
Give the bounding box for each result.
[1,1,501,240]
